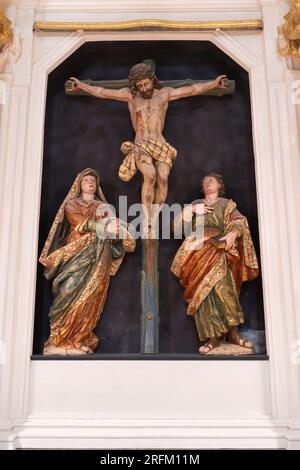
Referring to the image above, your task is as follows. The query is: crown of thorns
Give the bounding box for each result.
[128,63,155,84]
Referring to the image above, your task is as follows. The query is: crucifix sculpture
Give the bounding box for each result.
[66,59,235,354]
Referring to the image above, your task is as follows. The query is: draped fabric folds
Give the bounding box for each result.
[171,198,258,341]
[39,168,135,352]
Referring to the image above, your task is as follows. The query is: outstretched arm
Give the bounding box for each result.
[69,77,130,102]
[169,75,227,101]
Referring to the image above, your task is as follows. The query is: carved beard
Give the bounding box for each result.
[140,88,154,99]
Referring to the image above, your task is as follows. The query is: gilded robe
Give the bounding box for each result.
[171,198,259,341]
[39,169,135,353]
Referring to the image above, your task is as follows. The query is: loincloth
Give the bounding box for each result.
[118,138,177,182]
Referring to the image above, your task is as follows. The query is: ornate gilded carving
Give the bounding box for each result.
[34,18,263,33]
[0,8,13,50]
[0,8,21,73]
[278,1,300,60]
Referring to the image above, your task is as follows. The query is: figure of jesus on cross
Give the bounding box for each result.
[67,60,233,353]
[69,62,228,235]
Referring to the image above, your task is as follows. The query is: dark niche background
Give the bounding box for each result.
[33,40,265,355]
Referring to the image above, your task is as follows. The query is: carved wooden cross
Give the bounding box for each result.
[65,59,235,97]
[65,60,235,355]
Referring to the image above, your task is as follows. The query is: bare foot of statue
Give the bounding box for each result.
[79,345,94,354]
[146,224,154,239]
[199,338,220,355]
[66,347,88,356]
[66,345,94,355]
[43,345,72,356]
[43,344,93,356]
[141,218,155,239]
[227,327,255,352]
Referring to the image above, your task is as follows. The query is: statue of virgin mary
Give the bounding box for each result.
[39,168,136,355]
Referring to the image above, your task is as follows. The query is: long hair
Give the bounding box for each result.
[200,172,225,196]
[128,63,163,96]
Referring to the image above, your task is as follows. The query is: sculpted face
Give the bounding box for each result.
[81,175,97,195]
[135,77,154,99]
[202,176,221,196]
